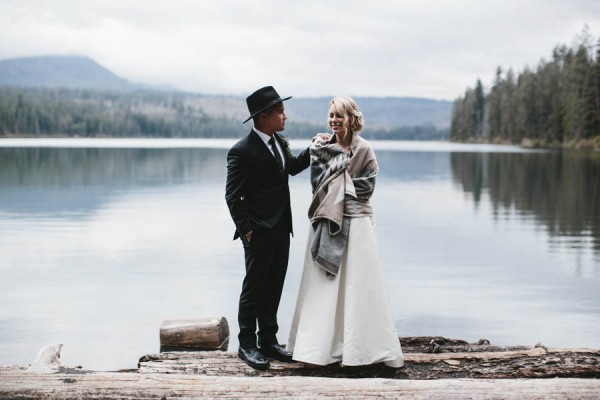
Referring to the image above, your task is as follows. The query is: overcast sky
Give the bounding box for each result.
[0,0,598,100]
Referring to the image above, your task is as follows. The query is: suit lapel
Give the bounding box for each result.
[249,130,272,160]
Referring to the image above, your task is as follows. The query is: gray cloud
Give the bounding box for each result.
[0,0,598,99]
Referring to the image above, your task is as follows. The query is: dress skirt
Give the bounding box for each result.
[287,216,404,367]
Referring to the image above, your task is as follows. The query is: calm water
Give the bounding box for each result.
[0,139,599,371]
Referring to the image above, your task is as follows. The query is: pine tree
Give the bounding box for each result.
[487,67,503,140]
[474,79,485,137]
[499,69,516,142]
[582,41,600,138]
[451,29,600,147]
[563,45,591,141]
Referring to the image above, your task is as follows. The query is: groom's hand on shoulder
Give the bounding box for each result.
[313,133,330,143]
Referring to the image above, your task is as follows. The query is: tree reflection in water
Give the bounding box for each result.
[450,151,600,254]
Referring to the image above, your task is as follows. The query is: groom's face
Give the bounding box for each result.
[261,102,287,133]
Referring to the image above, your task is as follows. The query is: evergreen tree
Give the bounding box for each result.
[582,41,600,138]
[563,45,591,141]
[487,67,503,139]
[474,79,485,137]
[451,30,600,147]
[499,68,516,142]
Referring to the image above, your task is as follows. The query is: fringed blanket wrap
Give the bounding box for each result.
[308,135,378,276]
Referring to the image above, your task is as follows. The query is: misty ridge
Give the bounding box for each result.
[0,55,451,140]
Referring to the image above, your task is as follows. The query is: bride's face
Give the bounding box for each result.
[328,104,345,135]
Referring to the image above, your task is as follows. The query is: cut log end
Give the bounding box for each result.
[159,316,229,351]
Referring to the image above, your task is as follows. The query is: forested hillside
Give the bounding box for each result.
[0,87,448,140]
[451,30,600,148]
[0,88,245,138]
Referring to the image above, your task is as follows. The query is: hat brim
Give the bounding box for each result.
[243,96,292,124]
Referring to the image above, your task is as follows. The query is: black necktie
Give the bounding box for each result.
[269,137,284,171]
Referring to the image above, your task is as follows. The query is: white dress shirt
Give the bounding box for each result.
[253,127,286,169]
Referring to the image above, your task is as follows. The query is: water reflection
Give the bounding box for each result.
[0,147,228,186]
[450,151,600,254]
[0,147,228,215]
[0,142,599,370]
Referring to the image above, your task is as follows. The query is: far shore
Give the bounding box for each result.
[3,134,600,151]
[451,135,600,151]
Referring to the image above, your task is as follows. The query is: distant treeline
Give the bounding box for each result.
[451,30,600,148]
[0,87,448,140]
[0,88,246,138]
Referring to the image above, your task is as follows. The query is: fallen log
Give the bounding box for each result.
[2,337,600,399]
[159,317,229,351]
[399,336,533,353]
[1,370,599,400]
[139,346,600,379]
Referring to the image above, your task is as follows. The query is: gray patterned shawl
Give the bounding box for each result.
[308,134,378,276]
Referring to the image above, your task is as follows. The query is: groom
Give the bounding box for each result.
[225,86,310,370]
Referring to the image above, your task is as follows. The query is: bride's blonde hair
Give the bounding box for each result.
[329,96,364,137]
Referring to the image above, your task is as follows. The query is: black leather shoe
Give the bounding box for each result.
[258,344,295,362]
[238,347,270,370]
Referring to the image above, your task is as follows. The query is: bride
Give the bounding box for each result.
[287,96,404,367]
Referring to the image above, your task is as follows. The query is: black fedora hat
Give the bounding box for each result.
[243,86,291,124]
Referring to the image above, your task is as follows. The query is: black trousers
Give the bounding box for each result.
[238,222,290,349]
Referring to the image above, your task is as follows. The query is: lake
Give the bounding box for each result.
[0,138,599,371]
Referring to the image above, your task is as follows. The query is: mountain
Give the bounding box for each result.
[0,55,137,91]
[0,55,452,129]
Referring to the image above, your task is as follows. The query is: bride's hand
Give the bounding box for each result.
[312,133,331,142]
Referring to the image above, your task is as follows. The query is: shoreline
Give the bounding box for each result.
[3,134,600,151]
[451,135,600,151]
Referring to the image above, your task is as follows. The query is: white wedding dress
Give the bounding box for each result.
[287,216,404,367]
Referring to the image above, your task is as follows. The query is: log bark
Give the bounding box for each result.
[138,346,600,379]
[159,317,229,351]
[399,336,533,353]
[1,370,599,400]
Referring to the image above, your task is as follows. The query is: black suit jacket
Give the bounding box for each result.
[225,130,310,244]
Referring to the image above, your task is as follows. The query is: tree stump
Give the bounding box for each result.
[159,317,229,351]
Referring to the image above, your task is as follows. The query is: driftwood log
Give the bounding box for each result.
[399,336,533,354]
[1,337,600,399]
[1,370,599,400]
[159,317,229,351]
[139,345,600,380]
[138,336,600,380]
